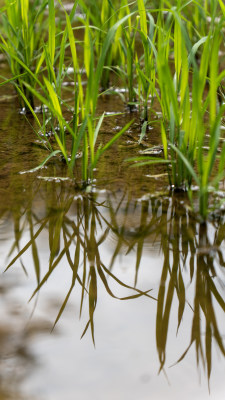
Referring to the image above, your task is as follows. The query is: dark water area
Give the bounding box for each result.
[0,63,225,400]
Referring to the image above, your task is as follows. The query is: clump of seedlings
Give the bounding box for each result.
[1,0,225,219]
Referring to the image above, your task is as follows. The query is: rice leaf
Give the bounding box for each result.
[21,150,61,173]
[48,0,55,65]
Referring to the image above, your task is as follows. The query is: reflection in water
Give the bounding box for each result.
[0,272,55,400]
[154,198,225,381]
[2,181,225,384]
[108,191,225,381]
[4,183,155,345]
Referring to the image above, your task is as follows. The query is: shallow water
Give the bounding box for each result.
[0,66,225,400]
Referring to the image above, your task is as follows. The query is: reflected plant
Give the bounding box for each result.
[3,180,225,377]
[102,189,225,381]
[5,183,154,345]
[106,190,153,286]
[152,195,225,381]
[187,223,225,382]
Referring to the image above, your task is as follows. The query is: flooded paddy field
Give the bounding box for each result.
[0,70,225,400]
[1,1,225,399]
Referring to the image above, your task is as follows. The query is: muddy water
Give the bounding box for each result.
[0,73,225,400]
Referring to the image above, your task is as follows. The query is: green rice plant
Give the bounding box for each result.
[58,3,135,181]
[19,75,87,171]
[130,6,193,185]
[156,6,195,188]
[81,12,134,181]
[135,0,157,122]
[114,0,138,109]
[4,0,85,169]
[175,24,225,219]
[184,0,209,40]
[128,10,225,219]
[39,0,84,149]
[55,2,134,181]
[78,0,127,90]
[0,0,48,108]
[16,2,134,183]
[219,0,225,16]
[157,7,219,194]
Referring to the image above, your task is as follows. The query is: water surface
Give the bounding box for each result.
[0,65,225,400]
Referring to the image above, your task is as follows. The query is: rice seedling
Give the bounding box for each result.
[170,22,225,219]
[78,0,127,90]
[127,4,225,219]
[110,1,138,109]
[135,0,157,122]
[184,1,208,41]
[12,1,134,184]
[81,9,134,181]
[2,2,225,392]
[1,0,225,221]
[0,0,48,109]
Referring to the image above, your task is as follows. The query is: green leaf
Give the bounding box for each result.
[161,122,168,159]
[0,72,27,86]
[218,0,225,17]
[48,0,55,65]
[21,150,61,173]
[94,113,105,147]
[138,120,148,144]
[169,143,200,185]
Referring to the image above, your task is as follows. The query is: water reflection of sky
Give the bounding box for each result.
[1,191,225,400]
[2,267,225,400]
